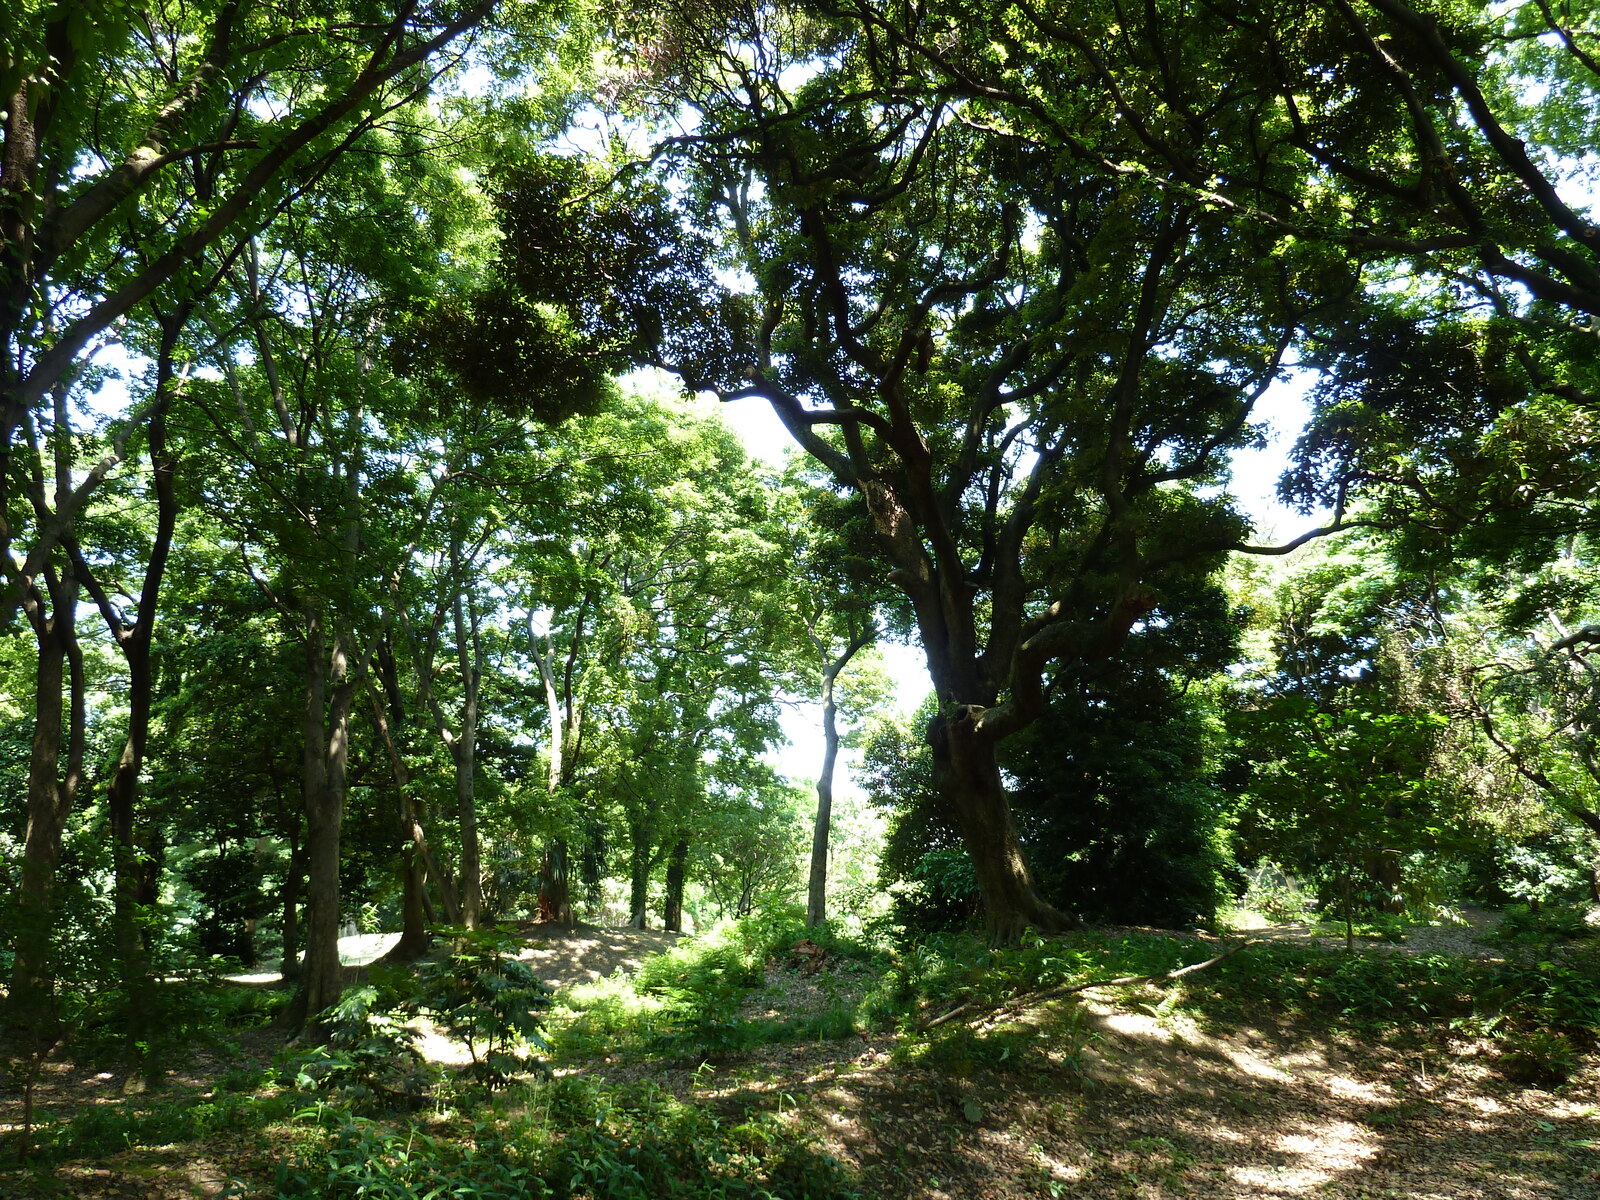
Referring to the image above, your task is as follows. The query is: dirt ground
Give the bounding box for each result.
[5,918,1598,1199]
[508,919,681,985]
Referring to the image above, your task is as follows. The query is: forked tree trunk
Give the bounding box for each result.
[931,709,1074,945]
[78,308,184,1084]
[369,686,450,961]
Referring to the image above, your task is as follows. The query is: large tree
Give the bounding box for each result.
[501,7,1348,939]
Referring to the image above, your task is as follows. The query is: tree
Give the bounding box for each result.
[1,0,513,626]
[1225,540,1462,933]
[506,6,1346,939]
[779,478,888,927]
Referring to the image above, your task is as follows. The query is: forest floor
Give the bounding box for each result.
[3,913,1597,1199]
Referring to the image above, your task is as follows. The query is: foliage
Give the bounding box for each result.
[415,926,553,1087]
[274,1078,859,1200]
[551,908,882,1061]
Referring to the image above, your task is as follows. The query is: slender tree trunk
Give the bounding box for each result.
[451,585,483,927]
[531,615,576,925]
[281,831,305,982]
[664,838,688,933]
[806,623,872,928]
[106,646,157,1086]
[6,574,85,1042]
[368,690,432,960]
[931,709,1073,944]
[807,675,842,928]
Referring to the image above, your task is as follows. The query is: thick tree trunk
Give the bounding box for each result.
[368,687,437,961]
[628,833,651,930]
[931,710,1074,944]
[539,839,574,925]
[663,838,688,933]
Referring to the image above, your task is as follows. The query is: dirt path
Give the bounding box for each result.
[507,920,680,988]
[1229,906,1508,958]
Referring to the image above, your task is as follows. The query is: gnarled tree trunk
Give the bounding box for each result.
[930,707,1073,945]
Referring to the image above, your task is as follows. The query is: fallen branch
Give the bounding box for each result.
[919,939,1262,1032]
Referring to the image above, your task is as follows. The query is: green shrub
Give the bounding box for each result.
[416,925,552,1088]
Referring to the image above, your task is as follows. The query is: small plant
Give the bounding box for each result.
[285,978,433,1107]
[1489,903,1597,947]
[1498,1029,1582,1087]
[416,925,551,1088]
[1238,862,1315,923]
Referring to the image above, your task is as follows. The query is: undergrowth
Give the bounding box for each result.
[272,1077,859,1199]
[9,908,1598,1197]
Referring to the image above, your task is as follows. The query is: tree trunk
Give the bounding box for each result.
[6,573,85,1042]
[368,686,436,961]
[83,308,182,1084]
[664,838,688,933]
[806,624,872,928]
[629,833,651,930]
[808,670,843,928]
[931,709,1073,944]
[539,839,574,925]
[287,608,363,1034]
[530,616,576,926]
[281,832,304,982]
[447,546,484,927]
[107,681,156,1084]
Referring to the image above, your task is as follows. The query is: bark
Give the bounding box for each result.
[375,639,461,928]
[280,832,304,982]
[931,709,1074,945]
[5,569,85,1042]
[286,606,364,1035]
[530,610,577,925]
[450,580,483,927]
[628,830,652,930]
[664,838,689,933]
[807,676,842,928]
[71,309,184,1081]
[368,688,433,962]
[538,840,574,926]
